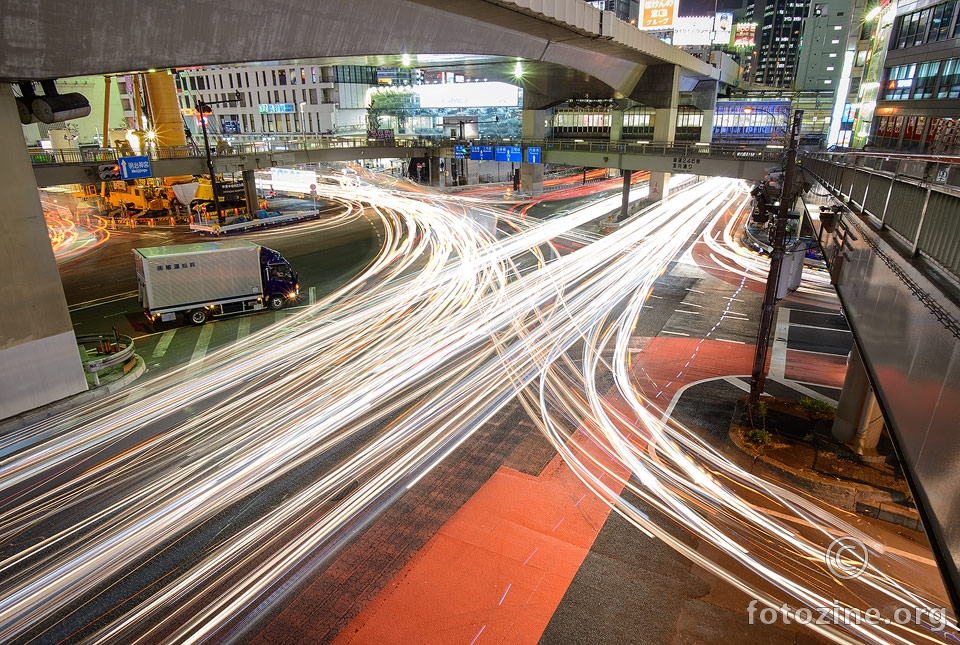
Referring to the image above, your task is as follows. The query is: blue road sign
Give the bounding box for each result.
[119,155,152,180]
[454,144,467,159]
[494,146,522,162]
[526,146,542,164]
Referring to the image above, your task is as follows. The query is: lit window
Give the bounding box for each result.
[834,25,842,30]
[827,66,835,71]
[824,79,833,84]
[829,52,838,57]
[831,39,840,43]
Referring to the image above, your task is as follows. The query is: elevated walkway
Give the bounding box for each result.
[802,153,960,611]
[32,137,784,188]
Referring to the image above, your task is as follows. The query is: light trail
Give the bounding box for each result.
[0,178,954,644]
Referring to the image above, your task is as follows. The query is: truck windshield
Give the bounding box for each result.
[267,264,293,282]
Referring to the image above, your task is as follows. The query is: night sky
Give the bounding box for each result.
[676,0,746,16]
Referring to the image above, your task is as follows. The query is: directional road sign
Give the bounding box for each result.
[119,156,152,180]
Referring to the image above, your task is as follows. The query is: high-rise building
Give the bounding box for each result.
[754,0,811,87]
[588,0,641,24]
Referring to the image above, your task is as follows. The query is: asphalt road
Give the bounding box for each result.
[62,198,382,374]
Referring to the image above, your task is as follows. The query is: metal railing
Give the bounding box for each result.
[76,333,136,386]
[29,135,789,167]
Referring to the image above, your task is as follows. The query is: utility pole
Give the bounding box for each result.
[748,108,804,406]
[197,91,241,226]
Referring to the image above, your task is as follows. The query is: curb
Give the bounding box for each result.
[724,425,921,531]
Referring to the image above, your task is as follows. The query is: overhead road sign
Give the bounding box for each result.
[526,146,542,164]
[119,155,152,180]
[470,145,494,161]
[495,146,522,162]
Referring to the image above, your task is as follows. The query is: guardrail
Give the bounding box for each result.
[27,137,437,166]
[76,332,136,386]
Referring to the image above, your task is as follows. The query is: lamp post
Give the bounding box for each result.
[749,108,804,406]
[299,101,307,148]
[197,91,241,225]
[743,105,789,146]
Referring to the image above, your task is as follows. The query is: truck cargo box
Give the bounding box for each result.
[134,240,263,312]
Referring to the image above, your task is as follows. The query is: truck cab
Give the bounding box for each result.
[261,246,299,310]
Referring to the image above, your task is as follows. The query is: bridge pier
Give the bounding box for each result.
[0,85,88,421]
[520,92,549,193]
[645,65,680,202]
[832,342,883,456]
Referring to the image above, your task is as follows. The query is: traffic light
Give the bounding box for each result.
[98,163,121,181]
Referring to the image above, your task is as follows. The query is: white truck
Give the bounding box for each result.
[133,239,299,325]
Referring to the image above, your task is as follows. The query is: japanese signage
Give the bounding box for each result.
[734,23,757,48]
[454,144,468,159]
[672,157,702,172]
[258,103,296,114]
[641,0,675,28]
[366,129,395,140]
[469,145,494,161]
[218,181,245,200]
[494,146,522,162]
[119,156,151,180]
[526,146,542,164]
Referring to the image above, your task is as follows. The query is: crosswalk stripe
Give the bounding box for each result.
[151,329,177,359]
[185,324,215,378]
[237,316,251,341]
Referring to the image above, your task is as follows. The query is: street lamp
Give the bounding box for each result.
[299,101,307,148]
[197,91,241,226]
[743,106,788,146]
[749,108,805,406]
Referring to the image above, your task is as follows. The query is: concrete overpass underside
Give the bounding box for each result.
[0,0,728,99]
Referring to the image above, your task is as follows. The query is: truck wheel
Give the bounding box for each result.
[188,309,208,325]
[268,294,286,310]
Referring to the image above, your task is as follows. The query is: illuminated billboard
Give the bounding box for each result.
[641,0,675,28]
[417,82,519,109]
[673,16,714,46]
[734,22,757,48]
[714,12,733,44]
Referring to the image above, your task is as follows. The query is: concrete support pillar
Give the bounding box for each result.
[854,387,885,458]
[650,103,675,201]
[641,65,680,202]
[691,80,718,144]
[832,343,870,443]
[619,170,633,221]
[243,168,258,215]
[649,171,669,201]
[520,92,549,193]
[0,84,87,421]
[610,109,624,143]
[429,157,441,185]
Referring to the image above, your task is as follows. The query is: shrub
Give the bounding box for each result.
[797,397,835,420]
[745,427,772,445]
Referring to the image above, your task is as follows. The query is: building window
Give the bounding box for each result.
[884,63,916,99]
[913,61,940,98]
[938,58,960,98]
[930,0,956,41]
